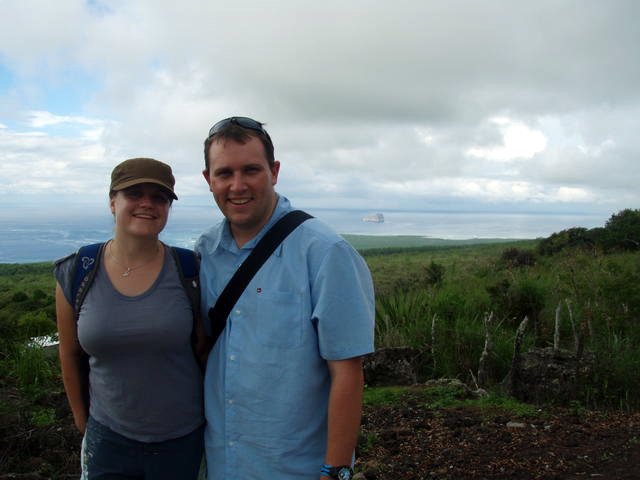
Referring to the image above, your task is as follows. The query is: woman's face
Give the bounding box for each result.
[110,183,171,239]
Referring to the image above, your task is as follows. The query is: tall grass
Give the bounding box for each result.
[10,344,56,399]
[369,244,640,409]
[375,290,431,348]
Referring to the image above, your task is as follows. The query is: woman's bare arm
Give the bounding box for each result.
[55,283,88,434]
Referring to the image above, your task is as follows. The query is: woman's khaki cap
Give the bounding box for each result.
[110,157,178,200]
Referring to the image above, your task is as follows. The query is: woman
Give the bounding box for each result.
[54,158,206,479]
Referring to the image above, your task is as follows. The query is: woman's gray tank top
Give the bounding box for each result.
[55,247,203,442]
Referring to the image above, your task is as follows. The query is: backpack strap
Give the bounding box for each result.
[170,246,204,370]
[71,243,105,319]
[71,243,201,329]
[170,246,201,322]
[69,242,104,412]
[208,210,313,345]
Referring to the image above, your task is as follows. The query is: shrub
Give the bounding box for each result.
[11,344,55,399]
[32,289,48,301]
[375,290,431,348]
[508,277,547,323]
[0,312,19,348]
[537,227,593,256]
[431,288,468,323]
[537,209,640,256]
[31,407,57,427]
[424,261,445,286]
[602,208,640,252]
[11,291,29,303]
[18,310,56,338]
[501,248,536,268]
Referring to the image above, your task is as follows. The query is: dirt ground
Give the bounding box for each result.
[0,387,81,480]
[356,386,640,480]
[2,387,640,479]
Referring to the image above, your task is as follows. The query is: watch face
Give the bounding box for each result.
[337,467,352,480]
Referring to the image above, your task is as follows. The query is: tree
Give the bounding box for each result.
[424,261,445,286]
[537,227,592,256]
[603,208,640,251]
[18,311,56,338]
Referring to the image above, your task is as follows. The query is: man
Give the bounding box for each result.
[195,116,375,480]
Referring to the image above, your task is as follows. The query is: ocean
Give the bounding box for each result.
[0,205,608,263]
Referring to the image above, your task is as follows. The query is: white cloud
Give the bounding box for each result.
[466,117,548,161]
[0,113,112,195]
[555,187,592,203]
[0,0,639,217]
[27,110,103,128]
[415,128,434,146]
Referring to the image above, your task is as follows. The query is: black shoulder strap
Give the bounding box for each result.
[208,210,313,344]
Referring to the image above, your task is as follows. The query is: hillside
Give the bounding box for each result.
[1,209,639,477]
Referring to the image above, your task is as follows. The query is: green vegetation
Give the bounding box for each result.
[1,208,639,416]
[0,262,57,350]
[468,393,541,418]
[344,234,516,252]
[366,209,640,409]
[538,208,640,255]
[30,406,57,427]
[0,261,59,439]
[364,383,540,418]
[12,344,57,398]
[363,385,408,407]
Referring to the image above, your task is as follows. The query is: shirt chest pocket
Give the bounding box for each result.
[252,290,303,348]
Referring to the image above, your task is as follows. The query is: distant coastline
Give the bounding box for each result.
[0,235,529,265]
[0,207,607,263]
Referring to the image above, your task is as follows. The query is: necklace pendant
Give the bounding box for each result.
[122,268,131,277]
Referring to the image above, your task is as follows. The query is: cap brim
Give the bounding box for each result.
[111,178,178,200]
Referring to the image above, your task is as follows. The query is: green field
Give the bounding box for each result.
[1,209,640,413]
[343,234,520,251]
[1,213,639,478]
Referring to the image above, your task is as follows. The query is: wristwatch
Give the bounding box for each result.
[321,464,354,480]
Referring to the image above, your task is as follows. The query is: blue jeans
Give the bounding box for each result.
[81,416,204,480]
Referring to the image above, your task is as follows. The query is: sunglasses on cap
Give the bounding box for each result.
[208,116,269,138]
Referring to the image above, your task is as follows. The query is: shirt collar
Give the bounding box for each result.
[212,194,292,255]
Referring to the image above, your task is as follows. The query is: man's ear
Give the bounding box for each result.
[271,160,280,186]
[202,169,213,192]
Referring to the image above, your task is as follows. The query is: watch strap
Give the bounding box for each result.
[321,464,353,480]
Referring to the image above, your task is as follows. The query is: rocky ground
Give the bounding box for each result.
[356,385,640,480]
[1,385,640,479]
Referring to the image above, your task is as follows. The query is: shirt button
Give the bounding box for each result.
[229,355,236,361]
[234,309,241,315]
[228,399,234,404]
[229,441,235,447]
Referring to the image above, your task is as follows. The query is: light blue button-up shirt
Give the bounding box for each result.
[195,196,375,480]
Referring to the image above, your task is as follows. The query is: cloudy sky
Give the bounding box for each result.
[1,0,638,219]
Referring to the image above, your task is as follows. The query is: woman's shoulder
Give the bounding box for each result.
[54,251,77,268]
[53,242,107,298]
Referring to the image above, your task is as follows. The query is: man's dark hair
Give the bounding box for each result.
[203,123,275,170]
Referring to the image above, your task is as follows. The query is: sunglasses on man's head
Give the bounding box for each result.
[208,116,267,137]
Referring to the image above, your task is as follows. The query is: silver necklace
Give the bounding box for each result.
[108,241,160,277]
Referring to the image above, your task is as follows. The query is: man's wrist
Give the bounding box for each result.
[320,463,354,480]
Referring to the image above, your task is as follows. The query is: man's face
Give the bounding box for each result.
[203,136,280,246]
